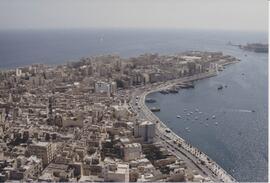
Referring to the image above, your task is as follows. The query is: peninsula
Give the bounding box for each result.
[0,51,239,182]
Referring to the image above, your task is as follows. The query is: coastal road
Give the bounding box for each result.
[129,72,236,182]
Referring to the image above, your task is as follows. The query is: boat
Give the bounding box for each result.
[195,117,198,120]
[217,85,223,90]
[160,90,169,94]
[179,82,195,89]
[195,108,199,112]
[145,98,156,103]
[215,122,218,125]
[212,115,216,119]
[150,107,161,112]
[168,89,179,93]
[177,115,181,118]
[199,111,202,114]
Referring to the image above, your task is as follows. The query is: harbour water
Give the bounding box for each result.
[0,29,267,181]
[146,48,268,181]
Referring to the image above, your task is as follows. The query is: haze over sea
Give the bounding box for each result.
[0,29,268,181]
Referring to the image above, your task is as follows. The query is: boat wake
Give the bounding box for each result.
[225,109,253,113]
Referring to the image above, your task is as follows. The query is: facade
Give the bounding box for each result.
[123,143,142,161]
[104,163,129,182]
[134,121,156,143]
[28,142,54,167]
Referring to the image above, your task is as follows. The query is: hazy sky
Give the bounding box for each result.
[0,0,268,31]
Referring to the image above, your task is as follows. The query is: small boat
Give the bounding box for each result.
[190,112,193,114]
[168,88,179,93]
[177,115,181,118]
[217,85,223,90]
[199,111,202,114]
[145,98,156,103]
[215,122,218,125]
[185,127,189,130]
[212,115,216,119]
[195,108,199,112]
[195,117,198,120]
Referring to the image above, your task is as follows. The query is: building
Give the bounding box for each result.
[134,121,155,143]
[95,81,111,96]
[123,143,142,161]
[104,163,129,182]
[28,142,54,167]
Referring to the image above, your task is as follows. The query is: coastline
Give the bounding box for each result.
[136,71,236,182]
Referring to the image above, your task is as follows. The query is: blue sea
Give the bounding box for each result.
[0,29,268,181]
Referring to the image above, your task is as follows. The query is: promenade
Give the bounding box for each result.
[130,71,236,182]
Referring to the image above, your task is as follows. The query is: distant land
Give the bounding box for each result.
[228,42,268,53]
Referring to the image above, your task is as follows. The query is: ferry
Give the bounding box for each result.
[179,82,195,89]
[150,107,161,112]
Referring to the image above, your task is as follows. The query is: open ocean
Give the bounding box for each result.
[0,29,268,181]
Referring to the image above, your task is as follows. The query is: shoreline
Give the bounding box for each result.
[137,71,236,182]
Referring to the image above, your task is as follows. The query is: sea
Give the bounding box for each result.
[0,29,268,181]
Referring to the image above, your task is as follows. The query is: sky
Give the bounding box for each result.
[0,0,268,32]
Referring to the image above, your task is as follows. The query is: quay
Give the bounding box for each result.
[130,71,236,182]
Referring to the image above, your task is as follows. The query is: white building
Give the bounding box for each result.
[134,121,155,143]
[123,143,142,161]
[16,68,22,77]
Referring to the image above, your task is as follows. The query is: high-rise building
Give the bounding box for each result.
[134,121,155,143]
[29,142,54,167]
